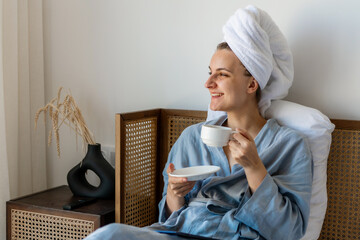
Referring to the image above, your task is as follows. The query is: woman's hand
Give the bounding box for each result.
[165,163,196,215]
[228,128,267,194]
[229,128,262,169]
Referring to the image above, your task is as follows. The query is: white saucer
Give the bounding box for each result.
[169,165,220,181]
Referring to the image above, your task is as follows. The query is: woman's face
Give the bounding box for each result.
[205,49,257,112]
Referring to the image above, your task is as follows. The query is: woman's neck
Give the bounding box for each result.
[225,108,267,140]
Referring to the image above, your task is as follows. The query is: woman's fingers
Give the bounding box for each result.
[229,128,255,155]
[168,180,195,197]
[228,128,264,169]
[167,163,175,174]
[170,182,196,197]
[228,140,242,155]
[232,128,253,143]
[169,178,194,191]
[167,163,190,182]
[167,163,196,197]
[237,128,253,140]
[169,181,193,190]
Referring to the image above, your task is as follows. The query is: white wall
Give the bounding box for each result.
[42,0,360,187]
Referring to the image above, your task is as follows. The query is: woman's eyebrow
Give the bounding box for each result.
[208,66,232,73]
[216,67,232,72]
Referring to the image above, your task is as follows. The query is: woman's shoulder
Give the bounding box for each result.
[262,119,312,167]
[265,118,309,145]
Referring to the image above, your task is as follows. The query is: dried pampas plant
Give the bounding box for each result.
[35,87,96,157]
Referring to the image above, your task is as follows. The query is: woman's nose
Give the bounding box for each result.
[205,75,216,89]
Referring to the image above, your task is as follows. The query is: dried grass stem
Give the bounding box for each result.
[35,87,95,157]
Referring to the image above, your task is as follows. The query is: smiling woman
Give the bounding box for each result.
[84,5,313,240]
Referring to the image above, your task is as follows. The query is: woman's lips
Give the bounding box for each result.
[211,93,224,97]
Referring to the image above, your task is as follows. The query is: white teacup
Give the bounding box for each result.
[201,125,237,147]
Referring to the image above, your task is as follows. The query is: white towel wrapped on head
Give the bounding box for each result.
[222,5,294,116]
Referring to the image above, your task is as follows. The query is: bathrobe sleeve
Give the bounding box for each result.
[157,125,206,222]
[233,130,313,240]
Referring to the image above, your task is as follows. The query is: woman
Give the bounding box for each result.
[150,45,312,240]
[85,5,313,240]
[164,41,268,217]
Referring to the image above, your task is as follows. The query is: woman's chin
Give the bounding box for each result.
[210,106,224,112]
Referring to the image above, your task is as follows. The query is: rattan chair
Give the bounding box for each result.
[115,109,360,239]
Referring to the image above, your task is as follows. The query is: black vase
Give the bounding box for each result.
[67,143,115,199]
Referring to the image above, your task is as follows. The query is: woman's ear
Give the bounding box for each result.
[247,78,259,94]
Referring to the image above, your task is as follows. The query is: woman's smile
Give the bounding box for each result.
[211,92,224,98]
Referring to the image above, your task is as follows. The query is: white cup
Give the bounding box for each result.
[201,125,237,147]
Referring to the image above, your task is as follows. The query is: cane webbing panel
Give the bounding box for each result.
[319,129,360,239]
[167,116,205,153]
[123,117,157,227]
[11,209,94,239]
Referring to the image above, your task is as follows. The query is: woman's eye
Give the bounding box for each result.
[219,73,228,77]
[208,72,212,75]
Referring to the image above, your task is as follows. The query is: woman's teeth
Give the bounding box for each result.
[211,93,224,97]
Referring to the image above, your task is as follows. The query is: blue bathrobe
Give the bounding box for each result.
[85,117,313,240]
[150,117,313,239]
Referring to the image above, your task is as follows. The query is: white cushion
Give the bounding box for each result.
[207,100,335,240]
[265,100,334,240]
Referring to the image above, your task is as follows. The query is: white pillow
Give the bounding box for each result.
[207,100,335,240]
[265,100,334,240]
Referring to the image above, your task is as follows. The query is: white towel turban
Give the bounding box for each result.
[220,5,294,116]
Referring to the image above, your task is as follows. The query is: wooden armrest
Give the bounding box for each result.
[115,109,206,226]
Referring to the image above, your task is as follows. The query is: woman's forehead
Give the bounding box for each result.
[210,49,242,70]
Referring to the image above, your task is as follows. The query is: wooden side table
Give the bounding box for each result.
[6,185,115,240]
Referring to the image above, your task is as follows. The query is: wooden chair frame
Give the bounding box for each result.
[115,108,360,239]
[115,109,206,226]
